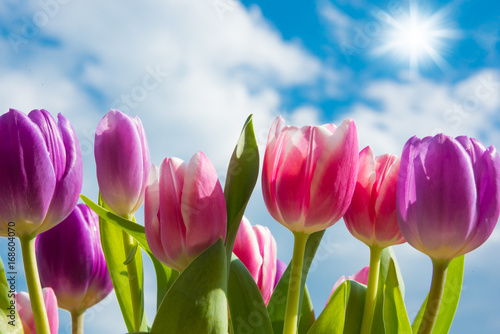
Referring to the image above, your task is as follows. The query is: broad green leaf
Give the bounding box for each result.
[224,114,259,260]
[97,195,148,333]
[307,281,348,334]
[298,287,315,334]
[343,281,366,334]
[372,247,405,334]
[150,239,228,333]
[411,255,464,334]
[383,259,412,334]
[0,255,22,334]
[228,258,273,334]
[268,230,325,333]
[83,194,178,310]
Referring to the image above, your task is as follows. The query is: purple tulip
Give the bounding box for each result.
[233,217,277,305]
[274,259,287,289]
[0,109,83,237]
[94,109,150,217]
[397,134,500,261]
[36,204,113,312]
[145,152,227,272]
[16,288,59,334]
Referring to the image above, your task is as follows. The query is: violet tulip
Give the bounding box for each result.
[94,109,150,217]
[397,134,500,334]
[0,109,83,237]
[233,217,277,305]
[16,288,59,334]
[36,204,113,325]
[274,259,287,289]
[145,152,227,272]
[344,147,404,248]
[262,116,359,234]
[397,134,500,261]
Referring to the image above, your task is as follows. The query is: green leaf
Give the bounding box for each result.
[223,115,259,259]
[411,255,464,334]
[343,281,366,334]
[97,195,148,333]
[267,230,324,333]
[0,255,22,334]
[307,281,348,334]
[123,241,139,265]
[228,258,273,334]
[150,239,228,333]
[83,194,178,310]
[383,259,412,334]
[298,286,315,334]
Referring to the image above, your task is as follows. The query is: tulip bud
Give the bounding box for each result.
[0,109,83,237]
[344,147,404,248]
[233,217,277,304]
[36,204,113,312]
[16,288,59,334]
[94,109,150,217]
[328,266,369,303]
[145,152,227,272]
[262,116,359,234]
[397,134,500,261]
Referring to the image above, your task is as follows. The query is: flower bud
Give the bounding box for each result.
[16,288,59,334]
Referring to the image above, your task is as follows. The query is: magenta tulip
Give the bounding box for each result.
[94,109,150,217]
[397,134,500,261]
[262,116,359,234]
[0,109,83,237]
[16,288,59,334]
[145,152,227,271]
[233,217,277,304]
[344,147,404,248]
[328,266,369,303]
[36,204,113,313]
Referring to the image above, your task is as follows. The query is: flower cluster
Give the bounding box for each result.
[0,108,498,334]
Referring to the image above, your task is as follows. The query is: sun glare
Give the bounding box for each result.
[374,2,459,77]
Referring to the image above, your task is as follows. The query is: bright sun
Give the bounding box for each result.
[374,2,459,76]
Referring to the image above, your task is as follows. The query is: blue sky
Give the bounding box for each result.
[0,0,499,333]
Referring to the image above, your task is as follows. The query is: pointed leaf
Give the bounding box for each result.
[228,258,273,334]
[298,286,315,334]
[383,259,412,334]
[150,239,228,333]
[307,281,348,334]
[224,115,259,260]
[411,255,464,334]
[343,281,366,334]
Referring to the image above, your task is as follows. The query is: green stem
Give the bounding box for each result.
[417,259,450,334]
[360,246,382,334]
[19,235,50,334]
[122,228,142,332]
[70,310,85,334]
[283,232,309,334]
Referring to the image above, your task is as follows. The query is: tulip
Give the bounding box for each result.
[262,116,359,234]
[94,109,150,218]
[262,116,358,334]
[145,152,227,272]
[274,259,287,289]
[233,217,277,304]
[0,108,82,334]
[344,147,404,248]
[397,134,500,334]
[0,109,83,237]
[16,288,59,334]
[36,204,113,333]
[328,266,369,303]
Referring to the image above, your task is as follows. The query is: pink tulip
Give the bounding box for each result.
[16,288,59,334]
[233,217,277,305]
[145,152,227,271]
[262,116,359,234]
[397,134,500,261]
[328,266,369,303]
[344,147,405,248]
[95,109,150,217]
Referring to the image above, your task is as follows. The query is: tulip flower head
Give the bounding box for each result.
[262,116,359,234]
[0,109,83,237]
[397,134,500,261]
[95,109,150,217]
[233,217,277,304]
[16,288,59,334]
[36,204,113,312]
[145,152,227,272]
[344,147,405,248]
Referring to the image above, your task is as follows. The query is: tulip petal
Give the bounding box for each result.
[233,217,261,280]
[253,225,277,304]
[145,164,168,264]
